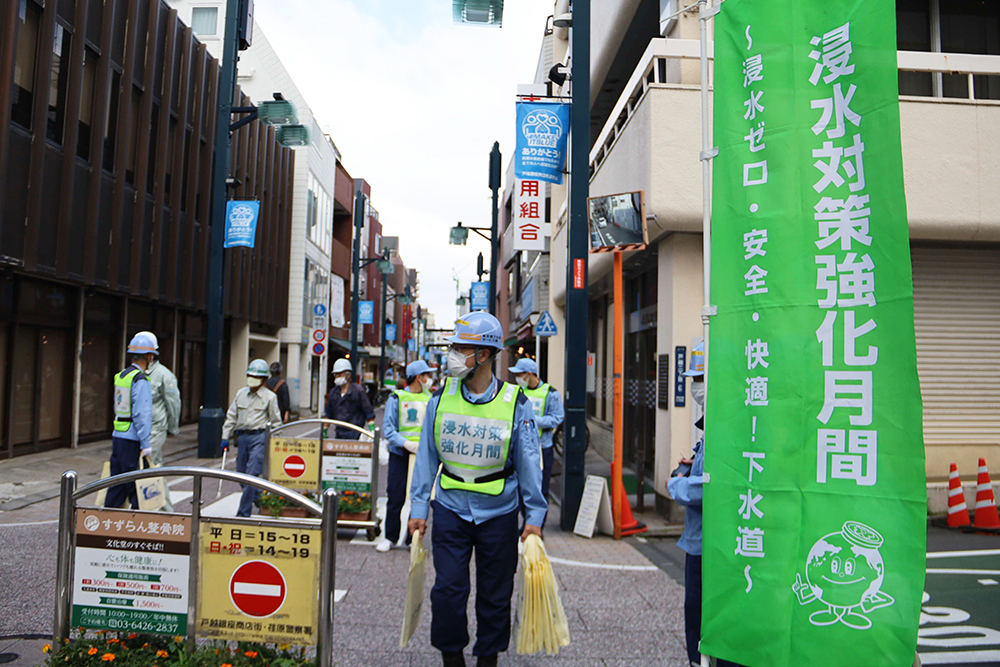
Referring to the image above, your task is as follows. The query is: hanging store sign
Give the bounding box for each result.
[223,200,261,248]
[513,179,548,251]
[702,3,925,667]
[514,102,570,184]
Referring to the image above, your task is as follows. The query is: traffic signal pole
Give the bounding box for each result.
[489,142,501,316]
[348,188,364,377]
[560,0,590,530]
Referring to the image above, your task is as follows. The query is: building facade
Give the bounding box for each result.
[0,0,294,458]
[541,0,1000,515]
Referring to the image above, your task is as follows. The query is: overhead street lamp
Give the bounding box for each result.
[448,219,496,315]
[380,274,413,391]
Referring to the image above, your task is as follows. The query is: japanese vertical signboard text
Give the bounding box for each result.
[703,1,925,665]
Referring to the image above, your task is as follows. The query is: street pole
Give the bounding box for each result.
[198,0,240,458]
[560,0,590,530]
[348,188,365,378]
[488,142,501,316]
[378,256,388,390]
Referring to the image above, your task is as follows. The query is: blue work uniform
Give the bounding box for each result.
[381,390,427,544]
[667,440,744,667]
[410,375,546,657]
[106,365,153,509]
[520,384,564,527]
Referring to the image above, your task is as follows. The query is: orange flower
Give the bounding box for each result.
[127,634,137,640]
[101,653,115,661]
[244,650,258,658]
[106,639,120,644]
[221,663,233,667]
[88,647,99,656]
[42,644,52,653]
[156,650,169,658]
[142,644,149,649]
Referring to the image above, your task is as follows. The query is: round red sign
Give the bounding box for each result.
[229,560,286,618]
[283,454,306,479]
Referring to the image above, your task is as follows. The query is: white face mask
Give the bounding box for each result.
[247,376,263,388]
[420,377,433,393]
[516,375,530,389]
[447,349,475,379]
[334,376,348,387]
[690,381,706,407]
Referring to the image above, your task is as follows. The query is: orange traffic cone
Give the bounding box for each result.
[946,463,970,528]
[972,458,1000,530]
[618,481,648,537]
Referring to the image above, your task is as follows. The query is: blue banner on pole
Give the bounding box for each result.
[223,200,261,248]
[470,282,490,311]
[358,301,374,325]
[515,102,570,184]
[407,339,416,352]
[386,324,396,341]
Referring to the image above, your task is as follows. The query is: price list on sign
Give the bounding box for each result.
[321,438,373,493]
[71,509,191,635]
[197,521,319,646]
[701,2,925,666]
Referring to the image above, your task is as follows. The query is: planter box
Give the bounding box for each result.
[279,506,311,518]
[338,511,370,522]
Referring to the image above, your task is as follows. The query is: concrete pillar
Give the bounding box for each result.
[286,342,301,412]
[299,344,312,412]
[654,233,704,519]
[228,320,251,404]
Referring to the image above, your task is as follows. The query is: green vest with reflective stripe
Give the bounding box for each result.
[434,378,519,496]
[113,367,146,433]
[522,383,550,434]
[394,389,430,442]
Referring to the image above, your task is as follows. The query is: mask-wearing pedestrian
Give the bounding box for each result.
[690,381,706,407]
[421,375,433,393]
[334,375,348,387]
[516,374,531,389]
[247,376,263,389]
[446,348,475,379]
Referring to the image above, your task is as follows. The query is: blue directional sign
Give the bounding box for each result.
[313,303,327,317]
[386,324,396,341]
[535,310,558,337]
[358,301,374,325]
[471,282,490,311]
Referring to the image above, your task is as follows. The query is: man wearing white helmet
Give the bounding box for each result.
[105,333,155,509]
[324,358,375,440]
[136,332,181,512]
[222,359,282,517]
[375,359,435,553]
[408,312,545,667]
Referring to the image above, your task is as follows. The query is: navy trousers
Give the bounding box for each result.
[105,436,140,509]
[685,554,745,667]
[235,432,266,517]
[430,501,519,657]
[385,450,412,544]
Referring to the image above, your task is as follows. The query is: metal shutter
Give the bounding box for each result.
[912,247,1000,446]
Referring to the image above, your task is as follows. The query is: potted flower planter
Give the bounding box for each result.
[338,510,370,522]
[279,506,311,518]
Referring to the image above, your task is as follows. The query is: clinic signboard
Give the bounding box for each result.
[514,102,570,184]
[701,2,925,666]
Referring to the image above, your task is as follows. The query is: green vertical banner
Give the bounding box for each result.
[703,1,926,666]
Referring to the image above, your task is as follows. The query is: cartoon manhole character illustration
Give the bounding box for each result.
[792,520,895,630]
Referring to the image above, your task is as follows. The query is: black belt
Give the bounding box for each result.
[441,465,514,485]
[235,428,266,435]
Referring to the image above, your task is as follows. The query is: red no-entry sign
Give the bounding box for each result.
[229,560,287,618]
[283,454,306,478]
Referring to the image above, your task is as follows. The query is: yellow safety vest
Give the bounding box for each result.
[113,367,146,433]
[394,389,431,443]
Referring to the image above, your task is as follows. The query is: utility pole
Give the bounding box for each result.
[198,0,240,458]
[488,142,501,315]
[561,0,590,530]
[348,187,365,377]
[378,253,389,390]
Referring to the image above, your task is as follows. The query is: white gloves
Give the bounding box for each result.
[378,441,390,467]
[140,448,152,459]
[403,439,420,455]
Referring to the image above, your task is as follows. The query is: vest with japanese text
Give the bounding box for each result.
[434,378,519,496]
[113,367,147,433]
[393,389,430,443]
[522,383,550,434]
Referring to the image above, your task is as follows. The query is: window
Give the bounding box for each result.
[940,0,1000,99]
[11,0,40,130]
[47,23,71,144]
[191,7,218,37]
[103,69,122,172]
[77,47,98,160]
[306,173,332,254]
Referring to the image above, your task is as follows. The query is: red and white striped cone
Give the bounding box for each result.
[946,463,970,528]
[972,458,1000,530]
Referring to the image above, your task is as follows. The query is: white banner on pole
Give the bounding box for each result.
[513,178,548,251]
[330,276,345,328]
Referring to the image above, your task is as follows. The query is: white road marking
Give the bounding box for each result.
[926,569,1000,576]
[202,492,242,517]
[233,582,282,597]
[977,579,998,586]
[918,650,1000,664]
[547,556,659,572]
[169,490,193,505]
[927,549,1000,559]
[334,590,347,603]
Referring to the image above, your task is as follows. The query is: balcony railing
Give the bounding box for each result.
[589,37,1000,178]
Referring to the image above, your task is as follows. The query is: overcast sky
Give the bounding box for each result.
[253,0,554,327]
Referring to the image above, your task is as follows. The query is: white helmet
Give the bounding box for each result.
[136,331,159,356]
[333,358,353,374]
